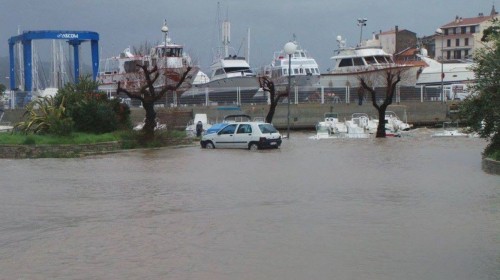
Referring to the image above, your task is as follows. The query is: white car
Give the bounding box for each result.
[200,122,282,150]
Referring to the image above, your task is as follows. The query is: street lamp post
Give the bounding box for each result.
[357,18,367,45]
[284,41,297,139]
[436,28,444,102]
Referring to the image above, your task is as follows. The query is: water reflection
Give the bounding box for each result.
[0,130,498,280]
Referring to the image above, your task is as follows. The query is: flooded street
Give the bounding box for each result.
[0,129,498,280]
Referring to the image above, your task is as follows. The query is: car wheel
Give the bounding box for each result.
[205,142,215,149]
[249,143,259,151]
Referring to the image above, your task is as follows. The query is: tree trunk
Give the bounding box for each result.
[266,101,278,123]
[142,101,157,140]
[376,104,388,138]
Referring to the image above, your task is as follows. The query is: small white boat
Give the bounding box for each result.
[133,118,167,131]
[185,113,212,137]
[368,111,411,136]
[311,113,370,139]
[431,122,469,137]
[345,113,371,138]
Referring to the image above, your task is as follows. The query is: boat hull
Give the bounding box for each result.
[320,66,419,88]
[181,76,263,104]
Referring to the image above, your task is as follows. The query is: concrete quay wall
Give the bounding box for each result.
[3,101,456,131]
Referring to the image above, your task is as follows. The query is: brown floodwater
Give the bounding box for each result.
[0,129,498,280]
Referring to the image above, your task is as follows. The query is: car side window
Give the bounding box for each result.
[237,124,252,134]
[220,124,237,134]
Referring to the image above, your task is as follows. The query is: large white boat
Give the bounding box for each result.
[415,49,475,86]
[263,39,321,93]
[320,36,417,88]
[97,22,199,98]
[181,18,261,105]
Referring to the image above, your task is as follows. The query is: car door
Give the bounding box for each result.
[232,123,253,148]
[213,124,237,148]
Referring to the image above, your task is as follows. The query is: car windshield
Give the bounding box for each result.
[258,123,278,134]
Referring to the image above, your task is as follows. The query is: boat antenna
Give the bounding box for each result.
[357,18,367,45]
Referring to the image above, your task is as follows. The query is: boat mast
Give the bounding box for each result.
[17,26,24,90]
[246,27,250,64]
[222,18,230,58]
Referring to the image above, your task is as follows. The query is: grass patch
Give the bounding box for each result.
[0,129,190,150]
[0,132,120,145]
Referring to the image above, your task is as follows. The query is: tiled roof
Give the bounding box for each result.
[442,15,495,28]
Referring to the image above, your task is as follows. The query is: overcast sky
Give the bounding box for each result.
[1,0,496,74]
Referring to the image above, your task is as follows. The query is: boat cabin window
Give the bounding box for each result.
[339,58,353,67]
[293,51,306,58]
[124,60,143,73]
[283,68,288,75]
[353,57,364,66]
[271,69,281,78]
[214,68,225,76]
[294,69,299,74]
[374,56,389,64]
[224,67,251,73]
[164,47,183,57]
[305,68,311,74]
[364,56,377,65]
[299,68,304,74]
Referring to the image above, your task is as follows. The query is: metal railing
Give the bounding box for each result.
[2,85,456,109]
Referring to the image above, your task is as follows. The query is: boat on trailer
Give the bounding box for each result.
[97,21,199,99]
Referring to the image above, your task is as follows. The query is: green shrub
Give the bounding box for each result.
[14,96,72,136]
[46,114,74,136]
[55,76,131,134]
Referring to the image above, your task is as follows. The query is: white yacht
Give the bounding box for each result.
[415,49,475,86]
[320,36,417,88]
[263,39,321,93]
[97,22,199,97]
[181,18,261,104]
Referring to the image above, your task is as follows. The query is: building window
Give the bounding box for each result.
[465,49,469,58]
[465,38,469,46]
[471,26,476,33]
[446,51,451,59]
[453,28,457,34]
[456,38,460,46]
[444,28,449,35]
[447,39,451,47]
[454,50,461,59]
[461,26,466,34]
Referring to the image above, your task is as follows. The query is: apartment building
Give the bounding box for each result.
[435,6,498,61]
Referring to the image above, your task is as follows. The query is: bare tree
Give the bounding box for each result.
[258,76,288,123]
[116,64,193,140]
[358,67,409,137]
